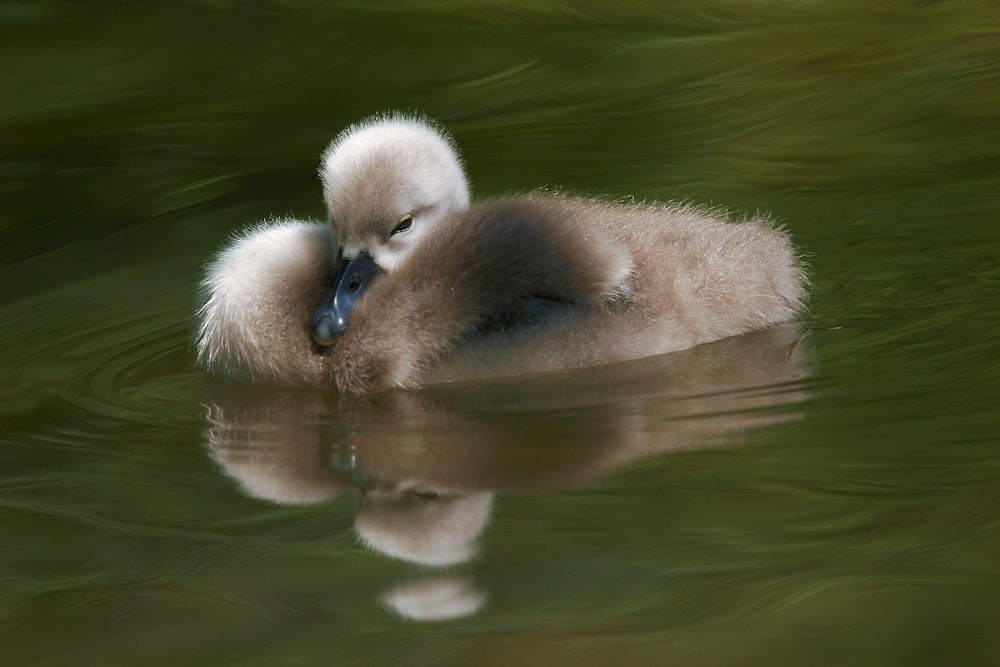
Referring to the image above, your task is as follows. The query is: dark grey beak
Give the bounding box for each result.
[309,250,379,346]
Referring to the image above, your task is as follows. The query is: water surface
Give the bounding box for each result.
[2,2,999,665]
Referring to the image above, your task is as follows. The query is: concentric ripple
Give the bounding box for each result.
[1,260,205,446]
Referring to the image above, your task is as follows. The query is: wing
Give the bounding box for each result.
[327,195,634,392]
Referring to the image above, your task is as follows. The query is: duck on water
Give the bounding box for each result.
[196,113,807,393]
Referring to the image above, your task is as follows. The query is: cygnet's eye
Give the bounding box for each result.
[390,214,413,237]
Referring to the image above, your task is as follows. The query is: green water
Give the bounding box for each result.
[3,1,999,664]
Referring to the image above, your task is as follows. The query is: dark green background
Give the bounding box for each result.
[2,2,998,665]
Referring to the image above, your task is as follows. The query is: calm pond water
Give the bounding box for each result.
[3,1,999,665]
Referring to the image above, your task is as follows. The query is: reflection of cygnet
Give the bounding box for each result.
[212,452,349,505]
[354,487,494,567]
[204,401,352,505]
[381,576,486,622]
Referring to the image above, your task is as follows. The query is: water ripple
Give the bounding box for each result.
[1,263,203,442]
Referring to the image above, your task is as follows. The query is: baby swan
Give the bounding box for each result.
[197,113,807,392]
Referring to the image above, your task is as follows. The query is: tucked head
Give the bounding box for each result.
[311,114,471,345]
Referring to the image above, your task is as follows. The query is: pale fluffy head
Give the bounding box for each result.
[196,218,333,385]
[319,113,471,271]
